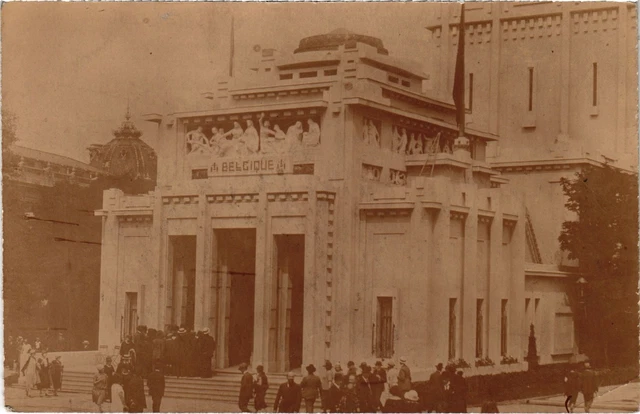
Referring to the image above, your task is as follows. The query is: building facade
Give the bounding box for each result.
[96,29,581,374]
[426,2,638,365]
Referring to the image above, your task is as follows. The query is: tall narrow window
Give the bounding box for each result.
[468,73,474,112]
[449,298,458,360]
[592,62,598,107]
[501,299,509,356]
[528,67,534,111]
[476,299,484,358]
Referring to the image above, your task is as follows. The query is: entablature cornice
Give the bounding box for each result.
[359,201,414,217]
[267,192,309,202]
[207,193,260,204]
[503,214,519,227]
[478,209,496,221]
[174,101,328,124]
[421,201,443,211]
[162,195,199,205]
[117,215,153,224]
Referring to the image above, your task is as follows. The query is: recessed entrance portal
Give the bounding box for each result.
[269,235,305,372]
[214,229,256,368]
[168,236,196,330]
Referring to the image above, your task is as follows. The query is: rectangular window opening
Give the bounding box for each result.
[592,62,598,107]
[401,80,411,88]
[449,298,458,360]
[279,73,293,80]
[324,69,338,76]
[299,71,318,79]
[501,299,509,356]
[476,299,484,358]
[468,73,474,112]
[528,67,534,112]
[388,75,399,84]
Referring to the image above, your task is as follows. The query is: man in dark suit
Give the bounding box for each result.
[426,363,445,412]
[147,365,166,413]
[274,372,302,413]
[238,362,254,412]
[199,328,216,378]
[581,362,599,413]
[301,364,323,413]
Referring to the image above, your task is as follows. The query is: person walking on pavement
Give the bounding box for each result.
[103,356,116,402]
[274,372,302,413]
[92,365,109,413]
[110,374,127,413]
[126,369,147,413]
[253,364,269,412]
[147,364,166,413]
[320,360,335,412]
[564,368,581,413]
[50,356,63,396]
[581,362,599,413]
[338,375,361,413]
[199,328,216,378]
[21,349,38,397]
[301,363,323,412]
[397,357,412,394]
[425,363,445,413]
[371,361,386,411]
[238,362,254,412]
[451,370,468,413]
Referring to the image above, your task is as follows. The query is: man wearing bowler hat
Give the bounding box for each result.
[301,364,323,412]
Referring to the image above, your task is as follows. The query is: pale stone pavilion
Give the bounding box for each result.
[96,29,567,374]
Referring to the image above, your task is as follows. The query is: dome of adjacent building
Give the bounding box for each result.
[88,110,157,182]
[294,28,389,55]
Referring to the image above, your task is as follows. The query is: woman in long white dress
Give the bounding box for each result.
[110,374,126,413]
[21,350,38,397]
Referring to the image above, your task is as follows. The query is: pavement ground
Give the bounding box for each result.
[3,379,639,413]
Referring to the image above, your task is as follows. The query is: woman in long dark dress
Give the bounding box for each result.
[50,356,63,396]
[37,353,51,396]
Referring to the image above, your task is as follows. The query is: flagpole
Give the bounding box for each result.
[229,15,235,78]
[453,1,465,139]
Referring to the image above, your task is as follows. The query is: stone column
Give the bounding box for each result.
[487,191,503,361]
[98,211,121,349]
[509,203,526,362]
[303,191,318,367]
[428,201,450,363]
[148,193,163,331]
[252,193,268,367]
[558,4,571,140]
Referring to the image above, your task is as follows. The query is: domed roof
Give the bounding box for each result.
[88,109,157,182]
[294,28,389,55]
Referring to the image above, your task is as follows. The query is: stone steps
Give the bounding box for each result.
[60,370,286,405]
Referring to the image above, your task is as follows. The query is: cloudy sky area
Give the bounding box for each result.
[3,2,446,162]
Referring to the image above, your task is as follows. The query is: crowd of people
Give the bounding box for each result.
[117,325,216,379]
[18,348,64,398]
[237,357,475,414]
[563,362,599,413]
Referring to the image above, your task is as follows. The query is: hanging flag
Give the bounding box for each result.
[452,3,465,133]
[229,15,235,77]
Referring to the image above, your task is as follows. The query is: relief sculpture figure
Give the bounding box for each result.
[408,133,422,155]
[392,126,408,154]
[220,121,245,157]
[367,119,380,147]
[259,113,279,154]
[302,119,321,147]
[186,126,211,155]
[242,120,260,155]
[287,121,304,152]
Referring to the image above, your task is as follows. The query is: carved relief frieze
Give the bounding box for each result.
[362,164,382,181]
[389,169,407,186]
[362,117,382,148]
[184,110,321,159]
[392,121,452,155]
[266,192,309,202]
[206,194,260,204]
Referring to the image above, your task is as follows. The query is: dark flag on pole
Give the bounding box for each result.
[452,3,465,134]
[229,16,235,77]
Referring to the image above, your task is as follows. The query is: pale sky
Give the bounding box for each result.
[2,2,444,162]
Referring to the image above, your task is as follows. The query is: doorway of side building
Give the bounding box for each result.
[270,235,305,372]
[215,229,256,368]
[169,236,196,330]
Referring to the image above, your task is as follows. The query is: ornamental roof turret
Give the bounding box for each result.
[88,108,157,184]
[294,28,389,55]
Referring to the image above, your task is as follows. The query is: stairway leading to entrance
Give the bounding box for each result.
[59,369,289,405]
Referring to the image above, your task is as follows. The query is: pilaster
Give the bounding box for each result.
[509,204,526,361]
[489,5,501,136]
[428,202,449,364]
[487,192,503,360]
[98,212,121,349]
[193,194,207,330]
[616,4,628,154]
[559,4,571,138]
[461,188,478,361]
[303,190,318,367]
